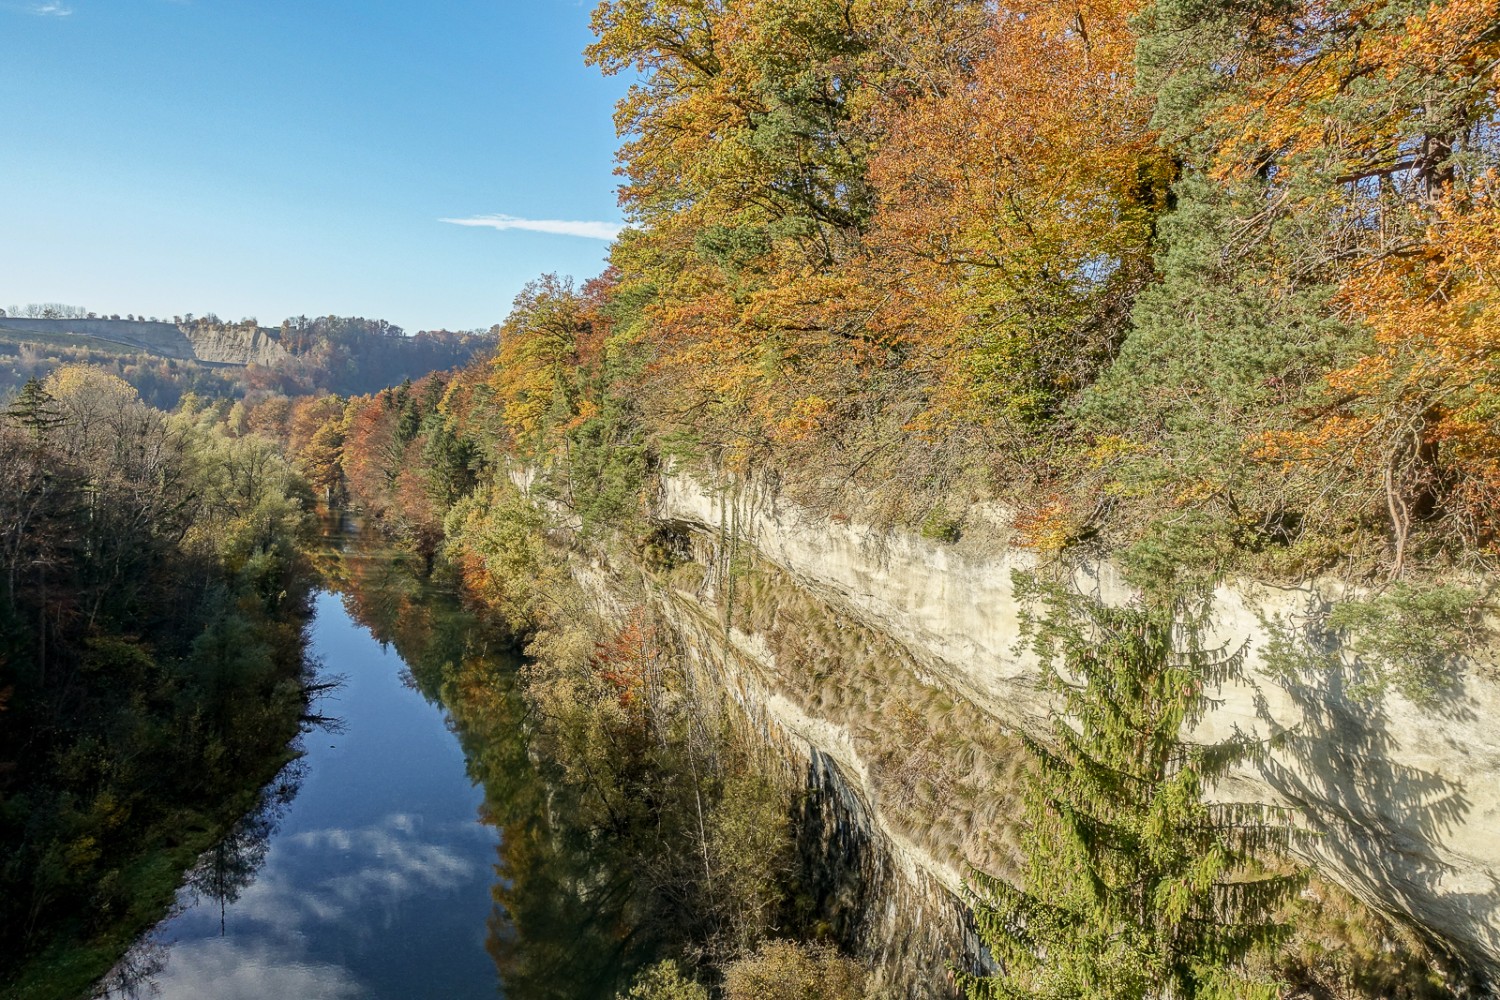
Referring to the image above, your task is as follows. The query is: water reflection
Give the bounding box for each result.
[107,519,645,1000]
[106,565,500,998]
[187,762,305,937]
[316,519,650,998]
[98,765,303,1000]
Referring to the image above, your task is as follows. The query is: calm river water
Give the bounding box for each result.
[135,587,500,999]
[95,512,606,1000]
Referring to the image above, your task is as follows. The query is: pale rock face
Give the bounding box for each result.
[183,324,288,366]
[0,316,289,366]
[654,473,1500,973]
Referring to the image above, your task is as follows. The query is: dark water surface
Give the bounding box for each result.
[138,588,500,999]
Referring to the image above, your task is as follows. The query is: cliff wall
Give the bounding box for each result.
[183,323,288,365]
[562,553,985,996]
[0,317,288,366]
[647,472,1500,974]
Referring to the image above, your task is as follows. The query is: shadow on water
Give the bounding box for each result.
[97,764,307,999]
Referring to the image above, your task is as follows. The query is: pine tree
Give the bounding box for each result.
[5,377,63,439]
[960,583,1303,1000]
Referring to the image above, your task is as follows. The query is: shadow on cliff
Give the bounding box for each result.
[792,749,979,999]
[1249,602,1494,970]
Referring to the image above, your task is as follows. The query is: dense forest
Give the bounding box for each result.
[485,0,1497,591]
[0,369,319,999]
[4,0,1497,996]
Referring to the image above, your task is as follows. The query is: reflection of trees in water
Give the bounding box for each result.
[324,524,641,1000]
[310,519,473,704]
[187,759,307,935]
[92,934,167,999]
[484,816,643,1000]
[94,760,307,999]
[459,664,646,1000]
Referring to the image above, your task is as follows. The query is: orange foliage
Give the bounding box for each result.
[340,395,400,517]
[487,275,587,453]
[1264,181,1500,548]
[1012,492,1082,554]
[869,0,1166,428]
[590,605,659,708]
[1192,0,1500,191]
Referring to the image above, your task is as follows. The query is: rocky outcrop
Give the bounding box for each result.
[666,593,982,995]
[183,323,288,365]
[650,472,1500,975]
[562,552,981,996]
[0,317,288,366]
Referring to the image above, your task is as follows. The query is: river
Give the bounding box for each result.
[114,586,499,999]
[96,520,592,1000]
[100,523,939,1000]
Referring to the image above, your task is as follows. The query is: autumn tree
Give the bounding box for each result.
[1086,0,1497,575]
[287,394,349,504]
[489,274,588,455]
[1263,182,1500,571]
[869,0,1169,432]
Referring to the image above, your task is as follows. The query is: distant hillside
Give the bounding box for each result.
[0,316,289,365]
[0,313,495,407]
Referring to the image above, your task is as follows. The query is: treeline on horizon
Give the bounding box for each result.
[0,307,496,409]
[0,369,319,999]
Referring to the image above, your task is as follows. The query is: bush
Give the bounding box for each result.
[919,503,961,544]
[618,960,709,1000]
[723,940,875,1000]
[1327,583,1488,707]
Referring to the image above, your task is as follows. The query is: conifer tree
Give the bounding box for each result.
[5,377,63,439]
[960,583,1303,1000]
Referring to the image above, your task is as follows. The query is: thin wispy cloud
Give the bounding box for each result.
[28,2,72,15]
[440,214,622,241]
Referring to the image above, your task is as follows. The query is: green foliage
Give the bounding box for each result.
[0,379,315,993]
[443,482,552,630]
[1326,583,1488,707]
[178,416,315,584]
[618,961,711,1000]
[1258,582,1490,709]
[418,412,479,509]
[705,763,795,955]
[963,580,1303,1000]
[559,392,649,537]
[1117,510,1239,598]
[5,377,62,437]
[920,504,962,544]
[1079,174,1352,466]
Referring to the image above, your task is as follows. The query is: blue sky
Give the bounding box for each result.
[0,0,630,331]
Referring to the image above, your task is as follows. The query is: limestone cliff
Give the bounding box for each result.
[637,471,1500,976]
[182,323,288,365]
[0,317,288,366]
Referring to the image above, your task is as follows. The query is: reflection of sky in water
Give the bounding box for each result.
[147,592,500,1000]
